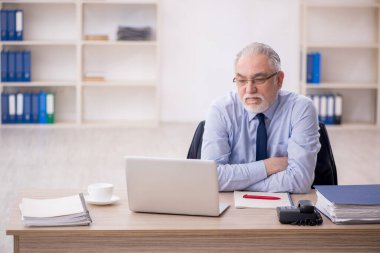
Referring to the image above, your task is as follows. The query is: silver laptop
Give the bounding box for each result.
[125,156,229,216]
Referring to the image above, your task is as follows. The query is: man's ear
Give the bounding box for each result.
[276,71,285,89]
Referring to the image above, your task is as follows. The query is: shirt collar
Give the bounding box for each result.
[247,92,280,122]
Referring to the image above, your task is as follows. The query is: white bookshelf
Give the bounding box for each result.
[301,0,380,128]
[0,0,160,127]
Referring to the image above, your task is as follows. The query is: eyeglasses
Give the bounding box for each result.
[233,71,279,87]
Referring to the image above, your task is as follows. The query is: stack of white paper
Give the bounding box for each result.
[19,193,92,227]
[315,185,380,224]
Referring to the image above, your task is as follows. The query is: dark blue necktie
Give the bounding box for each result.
[256,113,268,161]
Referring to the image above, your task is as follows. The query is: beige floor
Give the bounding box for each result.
[1,123,380,252]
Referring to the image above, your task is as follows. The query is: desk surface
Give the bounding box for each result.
[6,190,380,237]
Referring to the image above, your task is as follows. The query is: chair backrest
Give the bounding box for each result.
[187,121,338,187]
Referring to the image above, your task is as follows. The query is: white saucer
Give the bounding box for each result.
[84,195,120,205]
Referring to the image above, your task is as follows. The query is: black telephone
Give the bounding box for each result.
[277,200,323,226]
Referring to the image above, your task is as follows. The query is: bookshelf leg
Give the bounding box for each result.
[13,236,19,253]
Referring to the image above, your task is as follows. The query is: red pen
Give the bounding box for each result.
[243,194,281,200]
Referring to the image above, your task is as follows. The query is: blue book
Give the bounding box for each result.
[31,93,39,123]
[22,51,31,82]
[23,92,32,123]
[8,51,16,81]
[312,52,321,83]
[15,10,23,41]
[8,93,16,123]
[1,92,9,123]
[38,91,47,124]
[7,10,16,41]
[1,10,8,41]
[306,53,313,83]
[315,185,380,205]
[15,51,23,81]
[16,93,23,123]
[1,50,8,82]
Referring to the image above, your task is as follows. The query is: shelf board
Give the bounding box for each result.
[0,122,78,128]
[1,0,76,4]
[1,81,77,87]
[82,80,156,87]
[82,41,156,46]
[82,0,158,5]
[305,83,378,89]
[305,3,380,8]
[0,41,77,46]
[304,42,379,49]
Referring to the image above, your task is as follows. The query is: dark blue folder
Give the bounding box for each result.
[23,92,32,123]
[315,185,380,205]
[7,10,16,41]
[1,92,9,124]
[1,10,8,41]
[1,50,8,82]
[31,93,39,123]
[16,51,23,81]
[23,51,31,82]
[8,51,16,81]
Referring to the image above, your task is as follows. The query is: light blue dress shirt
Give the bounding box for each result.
[201,90,321,193]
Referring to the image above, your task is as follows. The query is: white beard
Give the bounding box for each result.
[242,94,270,113]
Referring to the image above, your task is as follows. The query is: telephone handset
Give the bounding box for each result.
[277,200,323,226]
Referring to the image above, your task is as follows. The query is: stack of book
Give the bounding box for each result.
[307,52,321,84]
[19,193,92,227]
[1,91,55,124]
[307,93,342,125]
[0,9,23,41]
[1,50,31,82]
[315,185,380,224]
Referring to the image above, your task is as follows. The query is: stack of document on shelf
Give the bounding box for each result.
[315,185,380,224]
[19,193,92,227]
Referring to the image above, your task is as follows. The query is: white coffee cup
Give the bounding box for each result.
[88,183,114,202]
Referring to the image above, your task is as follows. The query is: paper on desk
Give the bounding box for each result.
[20,195,85,218]
[234,191,291,208]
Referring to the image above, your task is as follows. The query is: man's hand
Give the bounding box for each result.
[264,157,288,176]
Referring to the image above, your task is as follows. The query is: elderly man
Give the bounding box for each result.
[201,42,320,193]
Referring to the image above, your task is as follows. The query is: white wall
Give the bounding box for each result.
[160,0,300,122]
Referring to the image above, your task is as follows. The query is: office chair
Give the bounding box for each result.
[187,121,338,187]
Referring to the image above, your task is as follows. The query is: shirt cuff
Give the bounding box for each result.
[253,160,268,182]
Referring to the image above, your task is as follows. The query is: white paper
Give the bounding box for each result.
[20,195,84,218]
[234,191,291,209]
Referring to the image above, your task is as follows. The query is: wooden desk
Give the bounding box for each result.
[6,190,380,253]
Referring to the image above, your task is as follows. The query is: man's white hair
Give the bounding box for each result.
[235,42,281,72]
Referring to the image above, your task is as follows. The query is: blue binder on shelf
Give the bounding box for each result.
[16,93,23,123]
[23,92,32,123]
[315,185,380,205]
[31,93,39,123]
[8,51,16,81]
[1,92,9,124]
[306,53,313,83]
[7,10,16,41]
[1,10,8,40]
[312,52,321,84]
[16,51,23,81]
[38,91,47,124]
[1,50,8,82]
[8,93,16,123]
[15,10,23,41]
[23,51,31,82]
